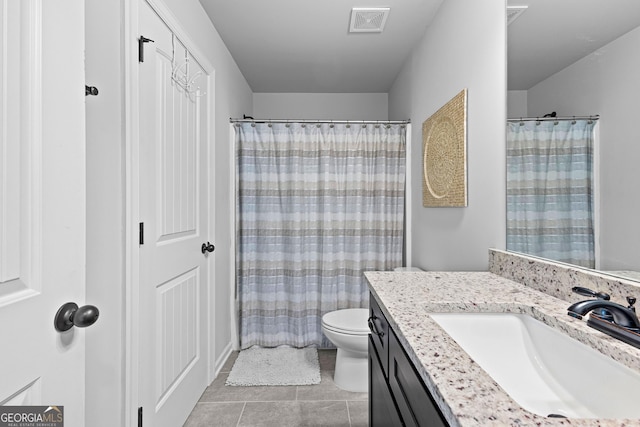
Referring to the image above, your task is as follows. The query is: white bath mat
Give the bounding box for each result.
[226,347,320,386]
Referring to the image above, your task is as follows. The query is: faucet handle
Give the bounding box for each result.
[627,296,637,312]
[572,286,611,301]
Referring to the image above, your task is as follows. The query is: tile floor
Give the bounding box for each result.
[184,349,368,427]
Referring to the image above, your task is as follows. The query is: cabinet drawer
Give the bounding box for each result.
[369,295,390,378]
[389,328,448,427]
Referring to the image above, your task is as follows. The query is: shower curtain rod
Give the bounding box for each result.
[230,118,410,125]
[507,115,599,122]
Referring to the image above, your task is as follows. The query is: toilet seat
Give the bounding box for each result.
[321,308,369,335]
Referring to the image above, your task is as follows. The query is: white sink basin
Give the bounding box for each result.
[429,312,640,419]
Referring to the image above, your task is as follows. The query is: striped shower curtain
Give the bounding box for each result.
[236,122,406,348]
[506,119,595,268]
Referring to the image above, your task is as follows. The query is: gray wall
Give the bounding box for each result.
[507,90,528,118]
[84,0,252,424]
[527,26,640,271]
[389,0,507,271]
[253,93,388,120]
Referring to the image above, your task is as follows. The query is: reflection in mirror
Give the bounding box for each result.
[506,117,597,269]
[506,0,640,281]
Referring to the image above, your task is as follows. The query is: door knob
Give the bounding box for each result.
[201,242,215,254]
[54,302,100,332]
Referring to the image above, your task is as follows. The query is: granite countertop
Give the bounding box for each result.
[365,271,640,427]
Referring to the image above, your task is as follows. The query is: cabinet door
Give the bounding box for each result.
[369,336,403,427]
[369,295,391,378]
[389,330,448,427]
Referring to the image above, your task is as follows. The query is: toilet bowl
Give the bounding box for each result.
[321,308,370,393]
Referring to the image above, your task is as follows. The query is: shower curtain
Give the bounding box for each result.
[506,119,595,268]
[236,122,406,348]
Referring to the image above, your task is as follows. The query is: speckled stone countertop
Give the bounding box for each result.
[365,271,640,427]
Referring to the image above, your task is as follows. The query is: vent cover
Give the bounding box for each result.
[506,6,527,26]
[349,7,390,33]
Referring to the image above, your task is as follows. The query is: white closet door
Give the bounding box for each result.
[137,1,211,425]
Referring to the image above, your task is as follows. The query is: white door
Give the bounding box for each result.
[0,0,88,425]
[138,2,211,426]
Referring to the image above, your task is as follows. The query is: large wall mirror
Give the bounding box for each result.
[507,0,640,281]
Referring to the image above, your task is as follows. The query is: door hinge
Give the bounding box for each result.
[138,36,154,63]
[138,407,143,427]
[139,222,144,245]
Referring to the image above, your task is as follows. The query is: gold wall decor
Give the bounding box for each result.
[422,89,467,207]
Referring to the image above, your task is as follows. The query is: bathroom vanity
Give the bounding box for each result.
[366,254,640,426]
[369,295,447,426]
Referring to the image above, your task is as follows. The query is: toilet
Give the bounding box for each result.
[322,267,423,393]
[321,308,370,392]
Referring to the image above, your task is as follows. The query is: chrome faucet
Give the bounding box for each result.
[567,286,640,349]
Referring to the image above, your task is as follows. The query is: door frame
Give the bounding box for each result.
[124,0,216,424]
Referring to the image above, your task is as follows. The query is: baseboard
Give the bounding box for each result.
[213,342,234,379]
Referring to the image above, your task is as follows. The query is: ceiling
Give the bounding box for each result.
[199,0,640,94]
[199,0,444,93]
[508,0,640,90]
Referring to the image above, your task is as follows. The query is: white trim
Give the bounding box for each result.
[229,124,239,350]
[593,122,601,270]
[206,70,216,385]
[404,124,412,267]
[124,0,140,425]
[214,341,233,378]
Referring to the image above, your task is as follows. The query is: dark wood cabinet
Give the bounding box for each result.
[369,296,390,378]
[369,293,450,427]
[388,329,448,427]
[369,336,404,427]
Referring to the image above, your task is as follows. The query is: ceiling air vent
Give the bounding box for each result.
[349,7,390,33]
[506,6,527,26]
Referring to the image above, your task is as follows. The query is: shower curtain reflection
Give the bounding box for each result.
[236,122,406,348]
[506,119,596,268]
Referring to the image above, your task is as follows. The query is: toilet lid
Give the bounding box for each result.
[322,308,370,334]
